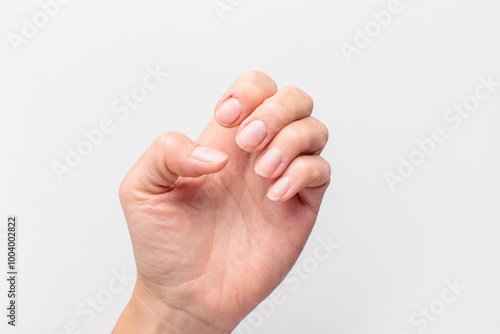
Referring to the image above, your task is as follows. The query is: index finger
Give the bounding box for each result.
[214,71,278,127]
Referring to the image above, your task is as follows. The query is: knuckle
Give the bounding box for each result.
[281,86,314,110]
[266,99,287,118]
[324,160,332,186]
[118,178,129,202]
[282,125,305,147]
[241,71,277,93]
[296,157,331,185]
[324,159,332,179]
[118,173,140,205]
[281,85,301,95]
[311,117,329,144]
[310,163,322,181]
[285,124,302,138]
[295,157,313,175]
[155,132,171,148]
[154,132,180,151]
[264,99,290,130]
[316,157,332,186]
[244,71,273,83]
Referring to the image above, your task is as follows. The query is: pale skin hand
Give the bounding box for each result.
[112,72,331,333]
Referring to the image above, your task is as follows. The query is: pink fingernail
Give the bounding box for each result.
[267,175,290,201]
[216,98,241,126]
[255,148,282,177]
[192,146,228,164]
[236,120,267,151]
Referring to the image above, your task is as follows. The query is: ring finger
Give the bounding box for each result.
[235,86,314,152]
[254,116,329,178]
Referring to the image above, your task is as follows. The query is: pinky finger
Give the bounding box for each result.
[267,155,331,208]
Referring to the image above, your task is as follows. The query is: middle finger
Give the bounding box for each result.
[235,86,314,152]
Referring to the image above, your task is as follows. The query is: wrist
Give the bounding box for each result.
[113,279,226,334]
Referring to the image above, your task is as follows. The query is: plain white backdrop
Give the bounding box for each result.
[1,0,500,333]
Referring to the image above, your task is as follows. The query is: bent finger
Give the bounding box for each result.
[235,86,314,152]
[120,132,228,198]
[254,116,329,178]
[214,71,278,127]
[267,155,331,211]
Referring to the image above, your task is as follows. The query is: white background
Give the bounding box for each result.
[1,0,500,333]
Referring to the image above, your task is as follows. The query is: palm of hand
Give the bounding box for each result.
[122,119,319,330]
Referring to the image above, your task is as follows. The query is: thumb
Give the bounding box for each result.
[120,132,229,196]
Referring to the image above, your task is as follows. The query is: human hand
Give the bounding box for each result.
[112,72,331,333]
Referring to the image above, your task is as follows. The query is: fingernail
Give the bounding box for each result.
[255,148,282,177]
[236,120,267,151]
[267,175,290,201]
[192,146,228,164]
[216,98,241,126]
